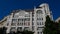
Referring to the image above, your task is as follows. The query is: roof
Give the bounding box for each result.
[55,17,60,22]
[12,9,34,13]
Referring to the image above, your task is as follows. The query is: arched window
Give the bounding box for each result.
[37,10,43,14]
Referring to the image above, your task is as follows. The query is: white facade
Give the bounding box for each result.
[55,17,60,22]
[3,3,52,34]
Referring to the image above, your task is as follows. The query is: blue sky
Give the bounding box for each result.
[0,0,60,20]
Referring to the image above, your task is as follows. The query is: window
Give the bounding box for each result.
[32,26,34,30]
[37,10,43,14]
[25,18,30,21]
[12,19,17,23]
[37,22,39,25]
[37,18,41,20]
[42,18,43,20]
[17,23,23,26]
[24,21,30,26]
[40,22,41,25]
[38,32,39,34]
[32,18,34,21]
[17,27,22,31]
[32,22,34,25]
[18,19,21,21]
[10,27,16,31]
[37,18,43,20]
[11,23,16,26]
[38,22,44,25]
[28,22,30,26]
[37,27,41,30]
[37,22,41,25]
[40,32,42,34]
[11,19,17,26]
[18,19,23,26]
[24,27,29,31]
[42,22,44,25]
[18,19,24,22]
[38,32,42,34]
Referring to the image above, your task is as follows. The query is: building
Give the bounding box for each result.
[0,17,7,28]
[55,17,60,22]
[0,3,53,34]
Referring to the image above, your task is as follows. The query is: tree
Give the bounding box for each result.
[57,20,60,34]
[43,15,57,34]
[0,27,7,34]
[22,30,34,34]
[2,27,7,34]
[0,28,3,34]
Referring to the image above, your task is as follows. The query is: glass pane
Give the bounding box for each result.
[10,27,16,31]
[17,27,22,31]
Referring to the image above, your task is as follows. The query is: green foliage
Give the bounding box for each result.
[0,27,7,34]
[22,30,34,34]
[57,20,60,34]
[43,15,58,34]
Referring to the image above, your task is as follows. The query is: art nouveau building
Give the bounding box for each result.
[0,3,53,34]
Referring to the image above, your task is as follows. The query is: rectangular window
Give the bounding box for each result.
[37,22,39,25]
[38,32,39,34]
[12,19,17,23]
[11,23,16,26]
[18,19,23,26]
[25,18,30,21]
[40,22,41,25]
[17,27,22,31]
[24,27,29,31]
[37,22,42,25]
[42,18,43,20]
[37,18,41,20]
[32,18,34,21]
[24,21,30,26]
[38,32,42,34]
[11,19,17,26]
[17,22,23,26]
[10,27,16,31]
[28,22,30,26]
[42,22,44,25]
[37,18,43,20]
[32,21,34,25]
[32,26,34,30]
[37,27,41,30]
